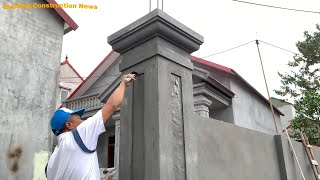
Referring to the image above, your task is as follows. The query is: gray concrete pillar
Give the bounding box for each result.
[108,9,203,180]
[112,110,120,180]
[194,94,212,117]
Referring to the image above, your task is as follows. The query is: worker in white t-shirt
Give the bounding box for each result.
[46,73,136,180]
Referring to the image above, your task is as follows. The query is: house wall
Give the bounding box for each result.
[196,115,319,180]
[210,105,234,124]
[57,64,83,108]
[230,78,282,135]
[0,0,64,179]
[59,64,83,86]
[278,104,295,130]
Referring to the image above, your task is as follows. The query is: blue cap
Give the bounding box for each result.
[50,107,85,136]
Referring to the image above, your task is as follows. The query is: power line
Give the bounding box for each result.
[257,40,318,62]
[258,40,299,55]
[232,0,320,14]
[201,40,255,59]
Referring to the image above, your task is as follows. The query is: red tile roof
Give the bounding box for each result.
[191,56,234,75]
[45,0,78,31]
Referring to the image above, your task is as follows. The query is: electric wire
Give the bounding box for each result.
[201,40,255,59]
[232,0,320,14]
[60,39,311,82]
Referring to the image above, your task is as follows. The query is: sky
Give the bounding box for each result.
[58,0,320,101]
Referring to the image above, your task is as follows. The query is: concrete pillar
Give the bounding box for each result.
[108,9,203,180]
[194,95,212,117]
[112,110,120,180]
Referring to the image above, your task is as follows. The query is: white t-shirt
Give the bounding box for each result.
[47,110,106,180]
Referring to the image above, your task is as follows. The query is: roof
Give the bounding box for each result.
[191,56,284,116]
[270,97,292,108]
[192,56,234,75]
[45,0,78,31]
[67,51,283,116]
[67,51,118,100]
[61,56,84,81]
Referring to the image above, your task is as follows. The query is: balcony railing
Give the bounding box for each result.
[63,93,104,111]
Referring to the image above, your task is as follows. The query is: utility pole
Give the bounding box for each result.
[255,40,279,134]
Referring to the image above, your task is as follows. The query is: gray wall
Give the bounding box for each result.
[278,105,295,130]
[196,114,319,180]
[0,0,64,179]
[230,78,282,135]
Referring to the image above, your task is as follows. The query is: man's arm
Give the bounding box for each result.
[101,74,136,123]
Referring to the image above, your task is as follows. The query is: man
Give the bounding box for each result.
[46,73,136,180]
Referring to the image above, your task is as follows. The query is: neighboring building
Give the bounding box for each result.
[56,55,84,108]
[271,97,295,131]
[62,50,284,171]
[0,0,78,179]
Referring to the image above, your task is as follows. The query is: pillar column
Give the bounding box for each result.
[194,95,212,117]
[112,109,120,180]
[108,9,204,180]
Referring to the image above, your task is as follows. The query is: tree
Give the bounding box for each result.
[275,24,320,145]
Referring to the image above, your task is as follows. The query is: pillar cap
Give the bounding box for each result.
[108,9,204,54]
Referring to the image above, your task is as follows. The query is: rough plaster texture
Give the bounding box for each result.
[0,0,64,178]
[230,78,282,134]
[196,114,320,180]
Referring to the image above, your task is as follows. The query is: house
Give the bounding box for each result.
[271,97,295,131]
[56,55,84,108]
[0,0,78,178]
[63,50,284,171]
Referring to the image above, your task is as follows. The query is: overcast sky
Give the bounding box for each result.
[58,0,320,101]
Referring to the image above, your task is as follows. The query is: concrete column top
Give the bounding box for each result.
[108,9,204,54]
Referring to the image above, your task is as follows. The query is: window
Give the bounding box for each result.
[108,136,115,168]
[60,89,69,102]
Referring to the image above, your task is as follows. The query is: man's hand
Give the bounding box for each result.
[121,73,136,87]
[101,73,137,123]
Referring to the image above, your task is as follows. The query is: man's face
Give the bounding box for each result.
[65,114,83,130]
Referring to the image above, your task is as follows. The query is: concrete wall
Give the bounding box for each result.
[196,114,320,180]
[0,0,64,179]
[278,104,295,130]
[230,78,282,135]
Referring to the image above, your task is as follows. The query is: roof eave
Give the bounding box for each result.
[45,0,79,33]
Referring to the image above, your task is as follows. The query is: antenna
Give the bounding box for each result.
[162,0,163,10]
[149,0,164,12]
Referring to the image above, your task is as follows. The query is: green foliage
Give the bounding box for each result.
[276,24,320,145]
[290,90,320,145]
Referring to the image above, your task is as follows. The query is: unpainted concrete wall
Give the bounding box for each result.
[0,0,64,178]
[278,105,295,129]
[230,78,282,134]
[196,114,319,180]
